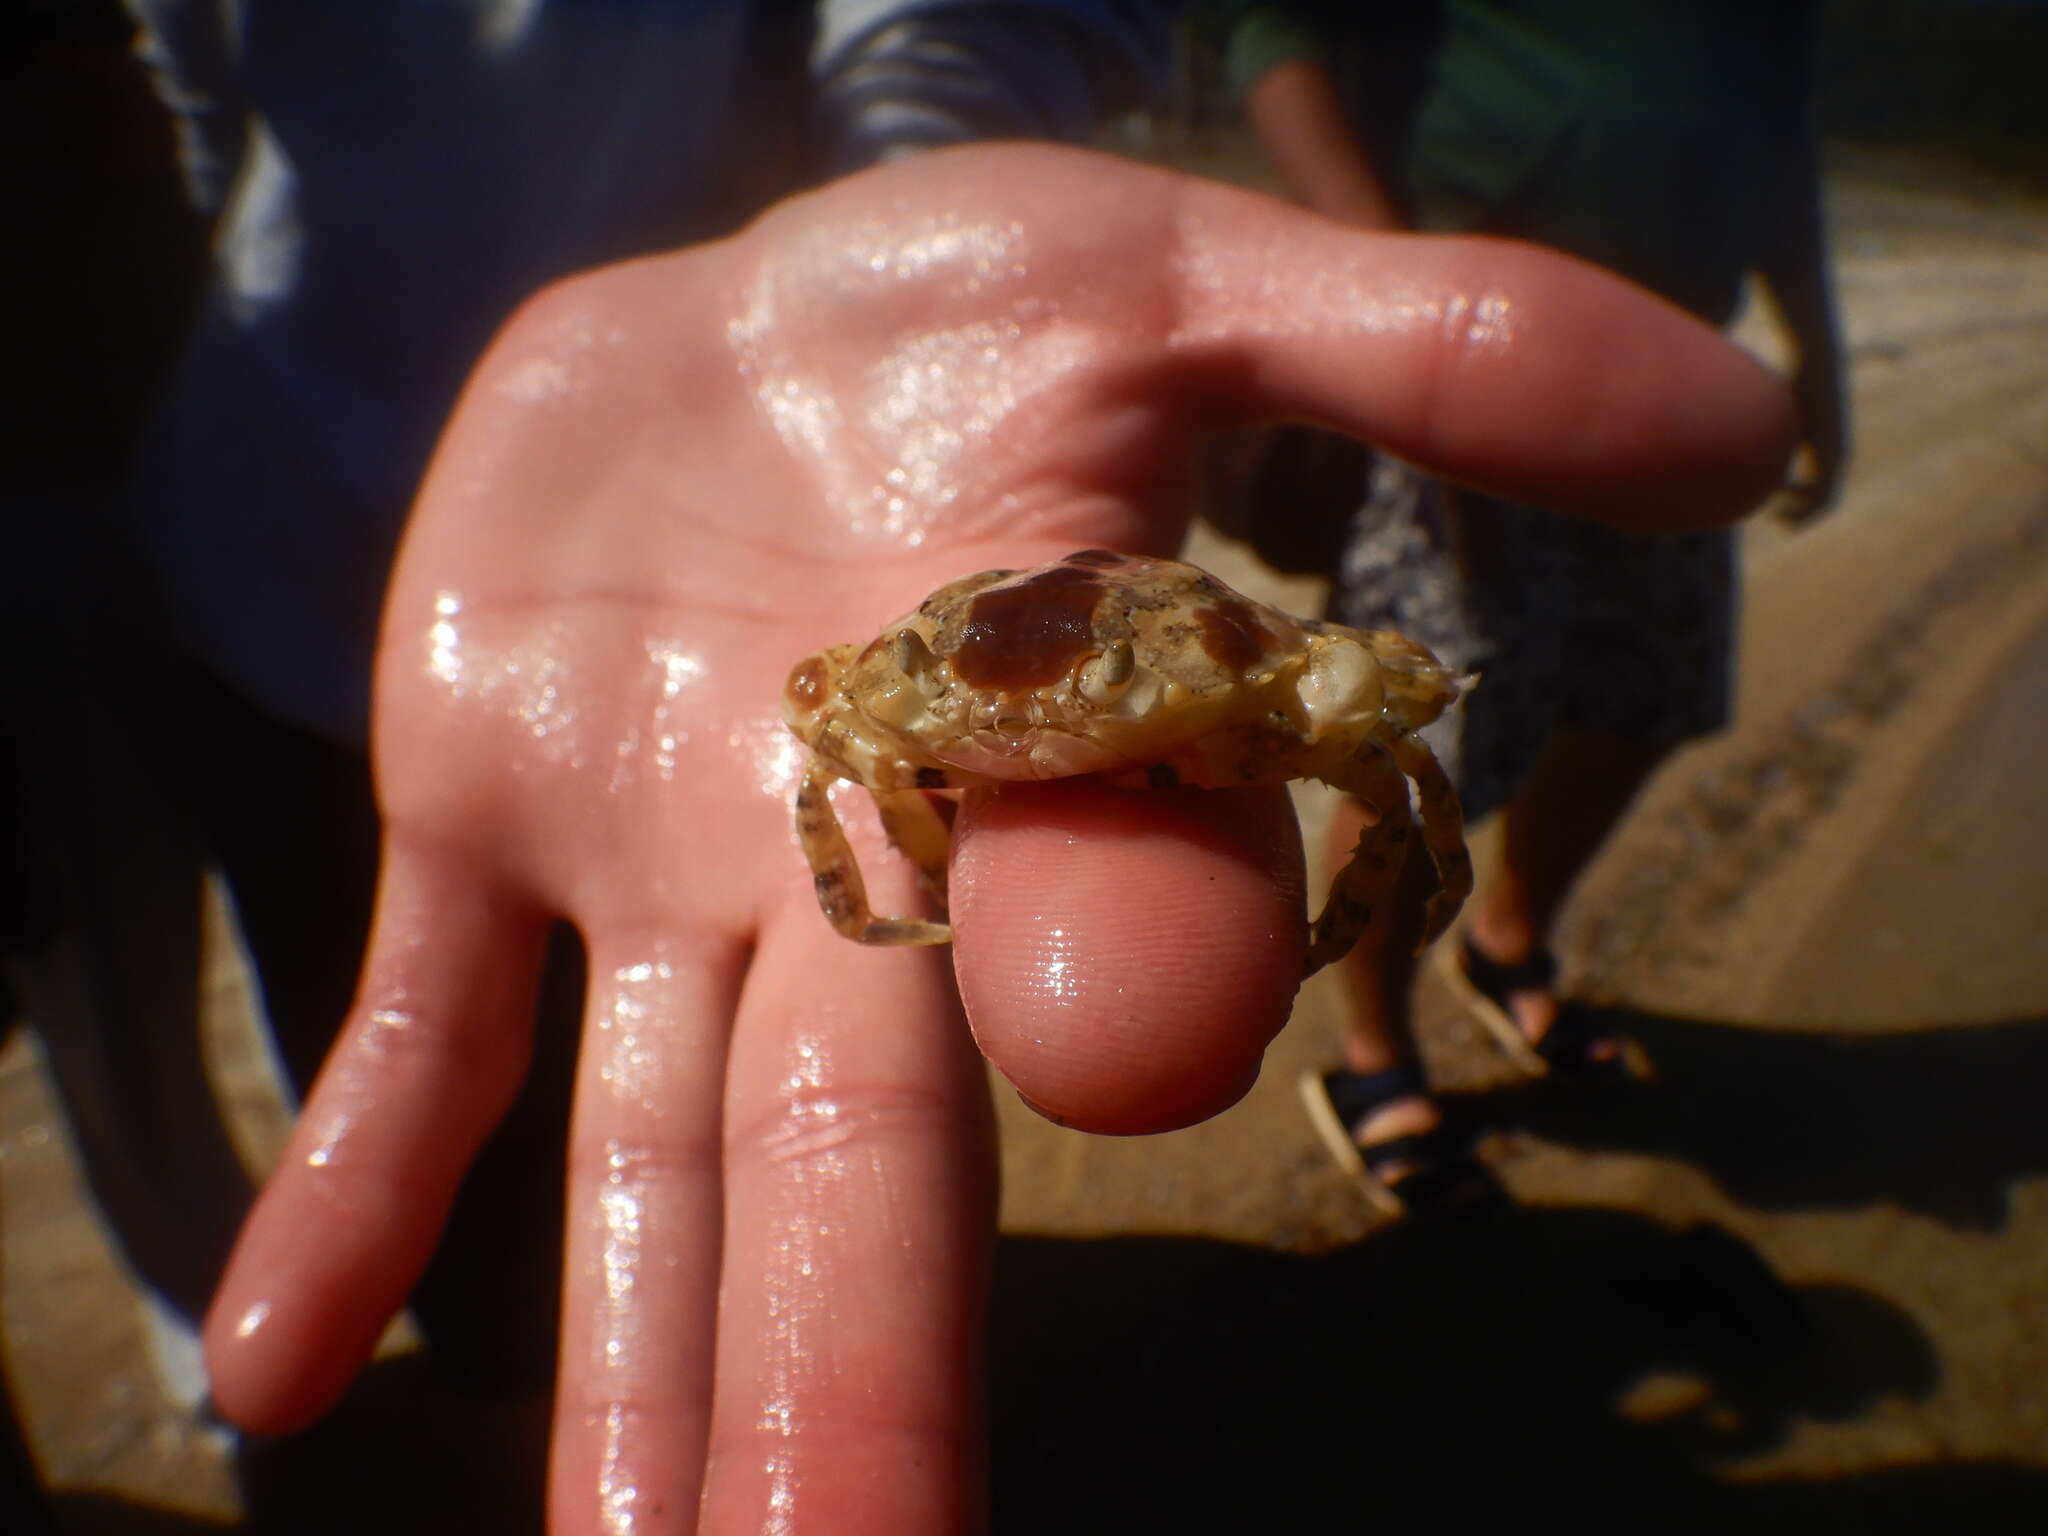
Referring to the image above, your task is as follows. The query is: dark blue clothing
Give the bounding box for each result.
[127,0,1170,739]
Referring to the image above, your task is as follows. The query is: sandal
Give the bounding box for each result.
[1299,1063,1506,1219]
[1439,935,1646,1080]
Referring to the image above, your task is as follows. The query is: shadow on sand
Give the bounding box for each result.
[10,1006,2048,1533]
[1453,1004,2048,1230]
[990,1210,2044,1534]
[11,1206,2042,1535]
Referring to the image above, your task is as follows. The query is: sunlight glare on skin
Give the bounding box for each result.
[514,647,577,748]
[488,302,628,408]
[865,320,1020,510]
[232,1299,271,1342]
[420,595,588,765]
[360,1006,417,1051]
[730,713,809,809]
[282,1006,416,1180]
[599,1143,645,1347]
[837,212,1027,293]
[726,212,1035,544]
[725,256,853,515]
[1167,210,1522,352]
[587,1137,679,1536]
[427,590,464,687]
[753,1025,867,1534]
[626,636,706,788]
[297,1106,356,1175]
[493,352,575,404]
[1034,925,1084,1009]
[861,309,1100,536]
[970,915,1112,1056]
[596,1400,642,1536]
[1463,290,1519,348]
[597,958,673,1116]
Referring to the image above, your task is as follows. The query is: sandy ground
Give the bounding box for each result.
[5,150,2048,1531]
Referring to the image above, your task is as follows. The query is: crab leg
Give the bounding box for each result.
[794,759,952,947]
[1385,731,1472,948]
[871,786,953,907]
[1304,745,1416,976]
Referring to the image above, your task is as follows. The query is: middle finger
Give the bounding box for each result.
[551,926,751,1535]
[701,901,997,1534]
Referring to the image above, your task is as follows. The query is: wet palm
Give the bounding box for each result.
[199,145,1795,1534]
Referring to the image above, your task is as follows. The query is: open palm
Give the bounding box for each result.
[201,145,1794,1534]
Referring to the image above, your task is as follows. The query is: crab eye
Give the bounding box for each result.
[1077,638,1135,705]
[890,628,938,677]
[786,655,831,716]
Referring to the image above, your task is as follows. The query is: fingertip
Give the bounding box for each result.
[1009,1054,1264,1133]
[202,1228,386,1437]
[949,782,1305,1135]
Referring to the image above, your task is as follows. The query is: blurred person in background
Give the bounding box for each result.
[1206,0,1847,1215]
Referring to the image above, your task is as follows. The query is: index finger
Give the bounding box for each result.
[952,781,1306,1135]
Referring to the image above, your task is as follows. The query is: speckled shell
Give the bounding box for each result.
[785,550,1462,787]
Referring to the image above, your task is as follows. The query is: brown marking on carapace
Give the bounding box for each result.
[1062,548,1131,568]
[1194,595,1275,673]
[920,569,1014,616]
[915,766,950,790]
[950,564,1107,690]
[786,656,830,712]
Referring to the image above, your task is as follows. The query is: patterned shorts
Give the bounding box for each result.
[1327,461,1736,823]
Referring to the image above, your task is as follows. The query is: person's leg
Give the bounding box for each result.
[1305,466,1505,1206]
[1447,485,1734,1059]
[1325,795,1438,1154]
[1304,794,1503,1216]
[1462,726,1670,1047]
[1306,795,1507,1218]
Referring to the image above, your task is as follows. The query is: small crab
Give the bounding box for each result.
[782,550,1472,975]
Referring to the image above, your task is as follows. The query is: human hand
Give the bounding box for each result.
[1773,357,1851,527]
[200,145,1795,1532]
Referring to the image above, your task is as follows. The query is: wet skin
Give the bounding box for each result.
[198,145,1796,1534]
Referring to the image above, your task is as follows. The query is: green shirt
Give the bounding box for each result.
[1207,0,1814,321]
